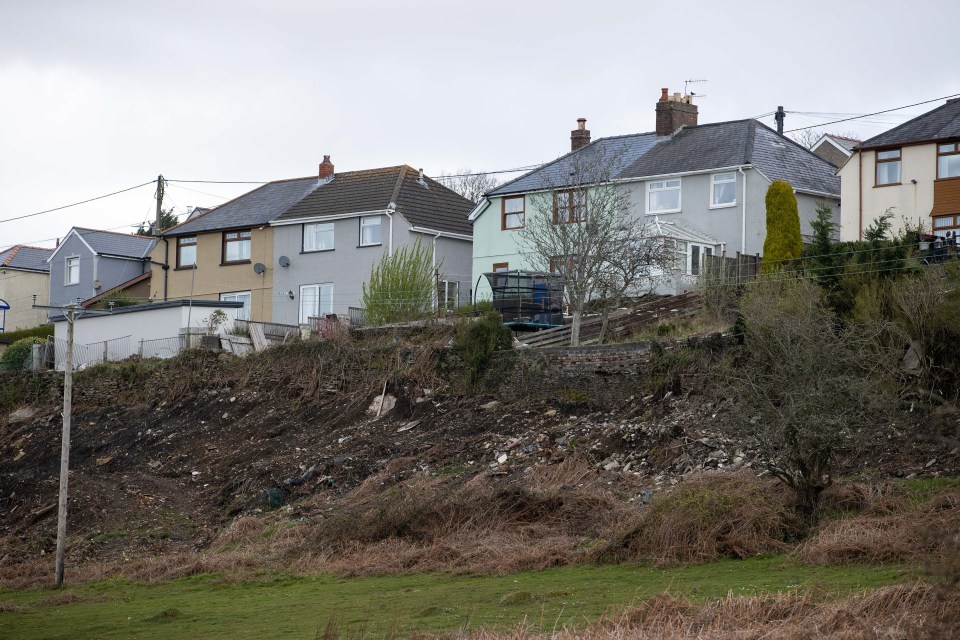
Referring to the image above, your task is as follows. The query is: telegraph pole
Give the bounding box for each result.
[155,174,165,236]
[775,106,786,135]
[32,299,111,587]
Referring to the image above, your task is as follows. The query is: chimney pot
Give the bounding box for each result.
[659,88,669,102]
[570,118,591,152]
[319,155,334,180]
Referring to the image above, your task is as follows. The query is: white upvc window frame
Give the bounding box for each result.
[710,172,737,208]
[646,178,682,214]
[303,222,335,252]
[442,280,460,310]
[359,216,382,247]
[220,291,252,321]
[299,283,334,324]
[687,243,714,276]
[65,256,80,286]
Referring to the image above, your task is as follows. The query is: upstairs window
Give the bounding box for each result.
[938,142,960,179]
[502,196,525,230]
[553,189,587,224]
[303,222,334,252]
[711,172,737,207]
[223,230,252,263]
[359,216,381,246]
[65,256,79,285]
[177,236,197,268]
[647,179,681,213]
[876,148,901,185]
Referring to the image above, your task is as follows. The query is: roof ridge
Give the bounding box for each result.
[827,134,861,142]
[74,226,155,240]
[1,245,20,266]
[389,166,408,206]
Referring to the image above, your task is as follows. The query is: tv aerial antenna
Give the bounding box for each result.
[684,78,708,98]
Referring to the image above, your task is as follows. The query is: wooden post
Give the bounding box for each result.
[102,340,108,364]
[54,306,75,587]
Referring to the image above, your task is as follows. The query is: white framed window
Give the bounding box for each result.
[299,283,333,323]
[710,172,737,208]
[360,216,381,246]
[65,256,80,285]
[443,280,460,309]
[220,291,252,321]
[876,149,901,186]
[647,179,681,214]
[688,244,714,276]
[303,222,335,252]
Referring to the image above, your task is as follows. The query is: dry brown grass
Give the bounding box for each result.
[596,472,800,566]
[797,487,960,568]
[454,582,959,640]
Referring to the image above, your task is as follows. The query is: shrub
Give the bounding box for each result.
[95,291,139,309]
[362,240,436,325]
[0,337,43,371]
[452,311,512,384]
[0,323,53,346]
[760,180,802,273]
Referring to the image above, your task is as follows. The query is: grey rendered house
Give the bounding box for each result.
[270,162,474,324]
[46,227,157,310]
[470,88,841,295]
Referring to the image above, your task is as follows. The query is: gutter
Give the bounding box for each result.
[408,226,473,242]
[163,238,170,301]
[385,206,394,257]
[611,164,754,185]
[269,209,396,227]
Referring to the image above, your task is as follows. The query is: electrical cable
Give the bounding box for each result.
[0,181,155,225]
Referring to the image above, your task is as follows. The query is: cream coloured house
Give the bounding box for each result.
[839,98,960,241]
[0,245,53,331]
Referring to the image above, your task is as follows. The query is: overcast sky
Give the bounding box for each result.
[2,0,958,250]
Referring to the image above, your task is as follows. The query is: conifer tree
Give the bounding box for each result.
[760,180,803,273]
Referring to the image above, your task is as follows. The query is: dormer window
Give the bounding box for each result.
[876,149,901,186]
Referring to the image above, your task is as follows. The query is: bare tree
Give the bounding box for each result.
[435,169,501,203]
[789,129,860,149]
[724,276,900,523]
[517,147,669,346]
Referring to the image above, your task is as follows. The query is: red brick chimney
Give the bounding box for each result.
[655,88,698,137]
[571,118,591,152]
[319,155,334,179]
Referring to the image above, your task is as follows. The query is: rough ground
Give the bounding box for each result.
[0,337,957,584]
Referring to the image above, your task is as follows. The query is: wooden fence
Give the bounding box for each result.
[701,252,763,285]
[519,292,702,348]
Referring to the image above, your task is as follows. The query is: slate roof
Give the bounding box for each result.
[0,245,53,272]
[484,119,840,201]
[164,177,323,236]
[74,228,157,258]
[858,98,960,149]
[487,133,659,196]
[276,166,475,236]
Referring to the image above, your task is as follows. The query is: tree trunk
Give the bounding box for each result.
[597,308,611,345]
[570,309,582,347]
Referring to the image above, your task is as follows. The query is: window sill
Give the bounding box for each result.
[220,260,252,266]
[301,249,335,254]
[358,243,382,248]
[175,265,197,271]
[646,210,681,215]
[64,282,79,287]
[709,202,737,210]
[873,183,901,188]
[501,226,525,231]
[934,176,960,183]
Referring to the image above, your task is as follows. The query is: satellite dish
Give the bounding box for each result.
[278,255,291,268]
[253,263,267,275]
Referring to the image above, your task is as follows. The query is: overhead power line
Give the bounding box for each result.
[0,181,156,225]
[783,93,960,133]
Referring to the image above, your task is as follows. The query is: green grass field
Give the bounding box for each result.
[0,557,907,640]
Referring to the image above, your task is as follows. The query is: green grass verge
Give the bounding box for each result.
[0,557,907,640]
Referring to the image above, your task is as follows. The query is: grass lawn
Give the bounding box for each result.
[0,557,907,640]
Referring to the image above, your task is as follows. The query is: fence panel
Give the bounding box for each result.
[139,336,185,360]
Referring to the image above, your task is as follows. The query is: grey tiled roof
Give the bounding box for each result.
[164,177,322,236]
[485,119,839,199]
[488,133,659,196]
[824,135,859,152]
[859,98,960,149]
[276,166,475,236]
[0,245,53,272]
[75,228,157,258]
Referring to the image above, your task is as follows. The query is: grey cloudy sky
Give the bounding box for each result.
[2,0,958,249]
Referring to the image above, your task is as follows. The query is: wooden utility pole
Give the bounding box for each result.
[54,305,75,587]
[31,299,111,587]
[155,174,165,236]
